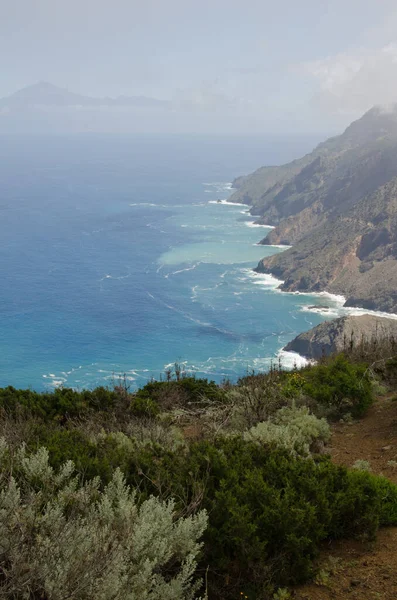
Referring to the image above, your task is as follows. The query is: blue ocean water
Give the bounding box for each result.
[0,134,342,390]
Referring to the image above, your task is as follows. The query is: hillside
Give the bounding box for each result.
[256,174,397,311]
[2,353,397,599]
[230,106,397,312]
[295,393,397,600]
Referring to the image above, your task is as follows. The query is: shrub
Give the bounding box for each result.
[352,459,372,472]
[226,382,287,429]
[0,439,207,600]
[0,385,120,420]
[130,395,160,418]
[302,355,373,417]
[0,360,395,599]
[29,427,137,484]
[281,372,306,398]
[384,357,397,383]
[135,377,226,410]
[244,406,330,457]
[130,437,397,598]
[329,469,397,539]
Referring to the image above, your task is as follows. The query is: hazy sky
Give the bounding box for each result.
[2,0,397,134]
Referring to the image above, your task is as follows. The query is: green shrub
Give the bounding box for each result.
[135,377,225,409]
[302,355,373,417]
[0,385,119,420]
[0,357,396,599]
[130,395,160,418]
[384,357,397,383]
[129,437,397,598]
[328,469,397,539]
[29,427,136,484]
[281,372,306,398]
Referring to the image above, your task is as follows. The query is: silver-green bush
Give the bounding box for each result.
[0,439,207,599]
[244,406,330,457]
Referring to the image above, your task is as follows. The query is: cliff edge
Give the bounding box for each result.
[284,315,397,359]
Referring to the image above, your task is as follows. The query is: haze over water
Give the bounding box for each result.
[1,134,343,390]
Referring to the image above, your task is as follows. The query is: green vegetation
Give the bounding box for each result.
[0,352,396,598]
[302,355,373,417]
[0,440,207,600]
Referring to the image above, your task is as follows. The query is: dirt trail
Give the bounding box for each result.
[294,396,397,600]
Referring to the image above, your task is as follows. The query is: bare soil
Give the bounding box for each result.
[293,395,397,599]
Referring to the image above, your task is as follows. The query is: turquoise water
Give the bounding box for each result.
[0,134,341,390]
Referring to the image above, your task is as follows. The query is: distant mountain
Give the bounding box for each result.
[230,106,397,313]
[0,82,170,109]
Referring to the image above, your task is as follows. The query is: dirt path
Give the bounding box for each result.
[294,396,397,599]
[329,395,397,483]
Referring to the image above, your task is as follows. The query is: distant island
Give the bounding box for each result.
[0,81,171,110]
[230,106,397,314]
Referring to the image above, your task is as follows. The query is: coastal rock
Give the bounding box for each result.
[284,315,397,359]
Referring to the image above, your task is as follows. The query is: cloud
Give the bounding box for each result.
[301,43,397,115]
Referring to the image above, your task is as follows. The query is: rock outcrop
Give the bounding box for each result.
[284,315,397,359]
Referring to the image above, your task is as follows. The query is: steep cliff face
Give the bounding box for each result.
[256,177,397,312]
[284,315,397,359]
[230,106,397,216]
[231,106,397,313]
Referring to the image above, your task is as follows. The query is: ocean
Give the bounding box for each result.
[0,133,351,390]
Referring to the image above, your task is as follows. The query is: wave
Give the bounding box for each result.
[277,349,312,368]
[311,290,346,304]
[303,301,397,320]
[248,271,397,321]
[160,349,309,381]
[342,306,397,320]
[253,243,291,249]
[42,372,68,388]
[164,263,201,278]
[241,269,284,289]
[99,272,131,282]
[130,202,187,209]
[245,221,275,229]
[208,200,249,207]
[203,181,233,189]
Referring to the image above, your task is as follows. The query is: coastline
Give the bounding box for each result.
[225,197,397,366]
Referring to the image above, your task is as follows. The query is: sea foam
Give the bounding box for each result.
[208,199,249,207]
[277,349,312,368]
[244,221,275,229]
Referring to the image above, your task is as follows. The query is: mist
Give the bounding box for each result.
[2,0,397,134]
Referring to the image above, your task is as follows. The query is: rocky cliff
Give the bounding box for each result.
[230,106,397,312]
[284,315,397,359]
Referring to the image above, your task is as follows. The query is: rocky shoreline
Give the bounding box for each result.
[283,314,397,360]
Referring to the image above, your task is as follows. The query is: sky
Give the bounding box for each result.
[2,0,397,134]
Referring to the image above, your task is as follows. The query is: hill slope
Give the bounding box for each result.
[231,107,397,312]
